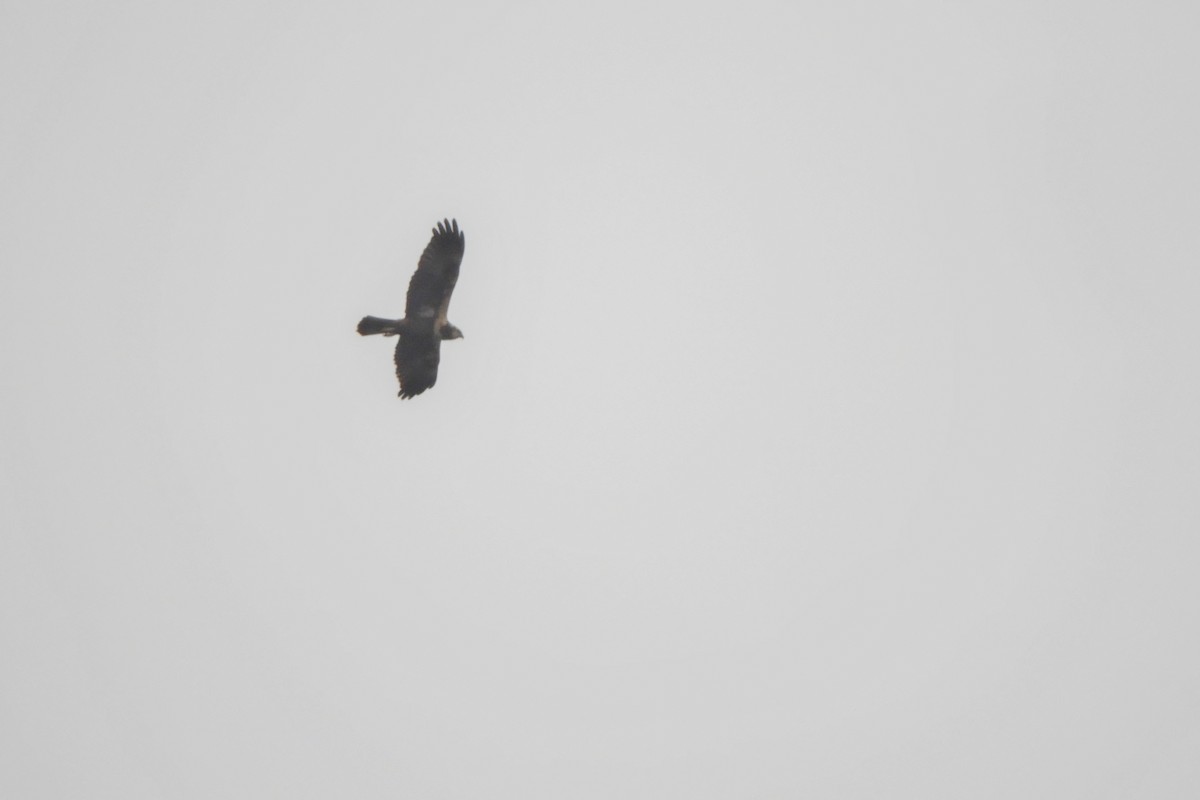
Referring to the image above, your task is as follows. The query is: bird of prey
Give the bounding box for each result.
[358,218,465,398]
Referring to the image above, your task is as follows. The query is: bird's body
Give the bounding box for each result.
[358,218,465,398]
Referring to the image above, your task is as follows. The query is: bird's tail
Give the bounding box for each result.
[357,316,404,336]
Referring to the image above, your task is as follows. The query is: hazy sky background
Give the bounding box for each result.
[3,1,1199,797]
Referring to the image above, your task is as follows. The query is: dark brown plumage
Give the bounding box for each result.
[357,219,465,398]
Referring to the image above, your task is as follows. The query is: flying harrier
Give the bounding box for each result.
[357,218,465,398]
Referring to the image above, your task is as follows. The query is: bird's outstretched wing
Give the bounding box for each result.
[394,333,441,399]
[405,218,465,327]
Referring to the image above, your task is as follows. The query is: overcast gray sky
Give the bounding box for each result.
[3,1,1199,797]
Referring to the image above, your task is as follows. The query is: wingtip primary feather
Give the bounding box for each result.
[432,217,464,241]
